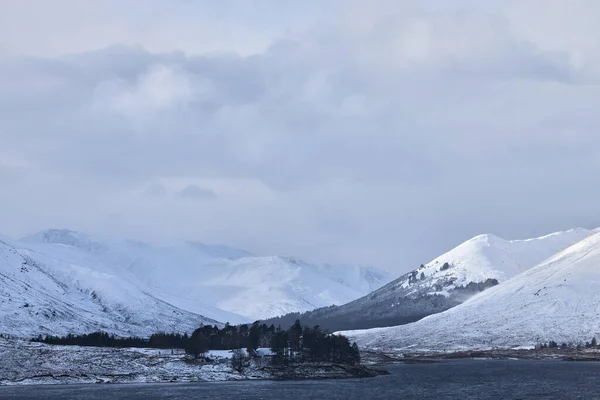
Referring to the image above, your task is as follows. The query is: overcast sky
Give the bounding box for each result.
[2,0,600,273]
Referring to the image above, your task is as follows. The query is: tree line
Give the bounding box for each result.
[31,320,361,366]
[537,337,599,350]
[32,331,187,349]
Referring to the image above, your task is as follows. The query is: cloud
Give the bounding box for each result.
[143,183,168,198]
[1,1,600,271]
[103,64,194,118]
[178,185,217,200]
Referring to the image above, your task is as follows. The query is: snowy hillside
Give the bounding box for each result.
[390,228,594,299]
[17,229,392,321]
[342,231,600,352]
[263,228,594,332]
[0,239,219,338]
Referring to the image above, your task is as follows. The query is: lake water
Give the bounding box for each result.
[1,360,600,399]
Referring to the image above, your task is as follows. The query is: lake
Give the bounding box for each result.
[1,359,599,399]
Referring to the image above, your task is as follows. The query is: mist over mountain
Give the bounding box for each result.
[0,228,392,337]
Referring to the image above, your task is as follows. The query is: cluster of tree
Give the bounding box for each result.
[31,321,361,366]
[32,331,189,349]
[537,337,598,350]
[269,320,360,365]
[185,320,361,366]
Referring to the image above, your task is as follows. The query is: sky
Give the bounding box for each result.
[2,0,600,273]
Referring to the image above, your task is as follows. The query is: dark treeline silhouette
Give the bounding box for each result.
[32,331,188,349]
[31,321,361,366]
[537,337,599,350]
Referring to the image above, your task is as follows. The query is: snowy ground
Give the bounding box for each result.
[0,339,250,385]
[0,339,370,386]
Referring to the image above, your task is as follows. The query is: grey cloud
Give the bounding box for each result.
[2,2,600,271]
[179,185,217,200]
[143,183,168,198]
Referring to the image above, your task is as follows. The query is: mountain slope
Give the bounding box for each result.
[264,228,594,331]
[19,229,392,321]
[342,231,600,351]
[0,239,220,338]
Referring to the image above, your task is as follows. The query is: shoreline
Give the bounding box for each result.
[1,364,388,387]
[362,347,600,364]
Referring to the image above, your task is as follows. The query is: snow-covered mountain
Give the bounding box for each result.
[392,227,594,298]
[0,239,220,338]
[342,230,600,352]
[264,228,595,332]
[15,229,392,322]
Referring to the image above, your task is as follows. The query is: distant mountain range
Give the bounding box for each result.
[0,229,391,338]
[4,225,597,350]
[264,228,594,332]
[343,229,600,351]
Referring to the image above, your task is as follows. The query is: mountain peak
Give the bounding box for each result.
[21,229,109,253]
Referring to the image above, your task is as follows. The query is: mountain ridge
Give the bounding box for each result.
[341,230,600,351]
[2,229,392,331]
[262,227,594,332]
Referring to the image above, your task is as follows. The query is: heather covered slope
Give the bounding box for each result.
[342,231,600,351]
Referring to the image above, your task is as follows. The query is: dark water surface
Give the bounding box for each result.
[1,360,600,399]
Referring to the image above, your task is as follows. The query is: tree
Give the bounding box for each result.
[248,321,261,352]
[231,348,247,372]
[288,320,303,356]
[270,326,287,364]
[349,342,361,365]
[186,329,209,359]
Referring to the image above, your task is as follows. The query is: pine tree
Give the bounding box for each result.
[270,326,286,364]
[288,320,303,356]
[349,342,361,365]
[185,329,209,359]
